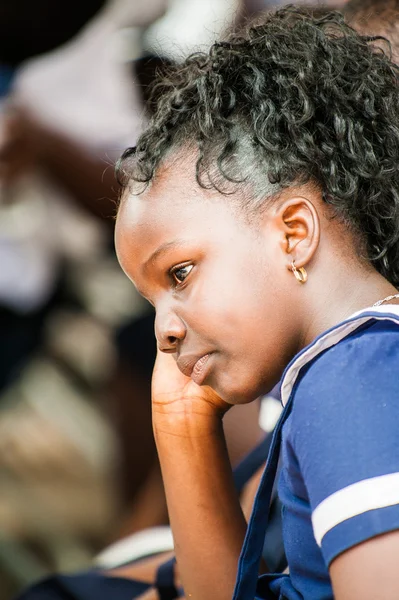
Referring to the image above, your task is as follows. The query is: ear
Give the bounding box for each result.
[274,196,320,270]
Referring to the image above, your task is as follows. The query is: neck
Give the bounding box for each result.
[299,261,399,348]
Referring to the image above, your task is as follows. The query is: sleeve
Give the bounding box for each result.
[291,320,399,567]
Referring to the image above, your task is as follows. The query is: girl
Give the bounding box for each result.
[115,7,399,599]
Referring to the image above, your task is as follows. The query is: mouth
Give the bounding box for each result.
[177,353,212,385]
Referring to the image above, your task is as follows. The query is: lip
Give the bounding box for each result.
[177,353,212,385]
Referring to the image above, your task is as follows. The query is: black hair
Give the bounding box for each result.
[117,6,399,287]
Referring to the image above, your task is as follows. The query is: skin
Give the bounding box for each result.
[115,152,399,600]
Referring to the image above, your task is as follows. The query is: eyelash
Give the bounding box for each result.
[169,263,193,287]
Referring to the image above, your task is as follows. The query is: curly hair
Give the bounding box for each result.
[117,6,399,287]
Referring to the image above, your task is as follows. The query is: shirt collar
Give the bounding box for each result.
[280,305,399,407]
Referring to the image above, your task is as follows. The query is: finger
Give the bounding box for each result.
[152,349,191,397]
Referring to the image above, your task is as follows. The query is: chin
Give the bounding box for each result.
[211,375,261,406]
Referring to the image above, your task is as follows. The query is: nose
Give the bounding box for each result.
[155,309,186,353]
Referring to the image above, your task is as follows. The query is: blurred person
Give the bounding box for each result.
[0,0,168,591]
[0,0,169,224]
[0,5,122,593]
[0,0,109,392]
[0,0,169,467]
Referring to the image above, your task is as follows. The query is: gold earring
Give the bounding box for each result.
[291,260,307,284]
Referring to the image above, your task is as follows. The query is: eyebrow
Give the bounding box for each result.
[144,240,187,270]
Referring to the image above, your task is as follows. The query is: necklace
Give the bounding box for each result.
[373,293,399,307]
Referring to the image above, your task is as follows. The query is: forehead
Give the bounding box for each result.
[120,160,216,228]
[115,159,249,275]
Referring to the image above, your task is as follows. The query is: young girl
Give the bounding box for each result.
[115,7,399,599]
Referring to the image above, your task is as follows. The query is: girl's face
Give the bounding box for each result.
[115,161,301,404]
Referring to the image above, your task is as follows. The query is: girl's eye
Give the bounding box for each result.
[170,264,193,285]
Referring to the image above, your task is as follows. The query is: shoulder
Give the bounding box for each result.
[292,318,399,420]
[289,317,399,498]
[286,319,399,566]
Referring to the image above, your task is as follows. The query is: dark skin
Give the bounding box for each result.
[115,152,399,600]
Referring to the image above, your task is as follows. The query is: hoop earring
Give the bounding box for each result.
[291,260,307,284]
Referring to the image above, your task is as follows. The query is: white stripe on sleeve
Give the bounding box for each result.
[312,472,399,546]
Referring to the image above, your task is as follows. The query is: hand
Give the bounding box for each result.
[152,351,231,426]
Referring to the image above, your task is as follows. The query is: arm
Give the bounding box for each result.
[0,107,118,220]
[330,531,399,600]
[35,122,119,220]
[151,351,248,600]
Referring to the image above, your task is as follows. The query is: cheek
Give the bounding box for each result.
[190,268,244,324]
[181,265,292,402]
[184,259,270,342]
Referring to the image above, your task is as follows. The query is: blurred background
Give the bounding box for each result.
[0,0,348,597]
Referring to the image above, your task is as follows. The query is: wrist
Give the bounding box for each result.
[152,399,224,439]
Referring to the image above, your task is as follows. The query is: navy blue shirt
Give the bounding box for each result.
[267,308,399,599]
